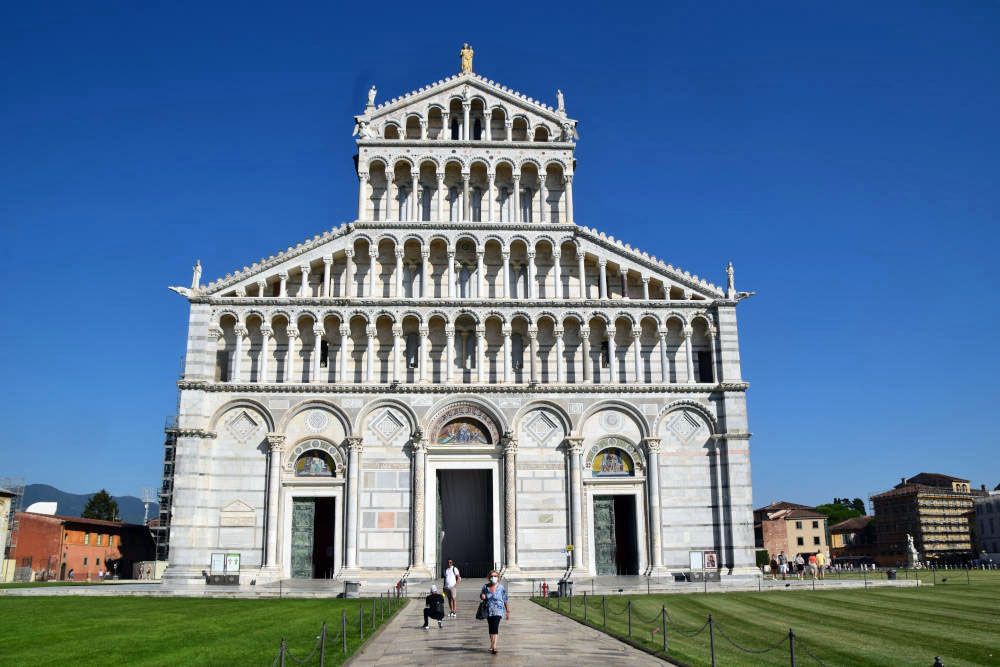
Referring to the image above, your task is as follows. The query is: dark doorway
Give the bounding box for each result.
[593,495,639,575]
[437,469,493,578]
[291,497,336,579]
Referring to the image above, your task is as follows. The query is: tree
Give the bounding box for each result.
[82,489,119,521]
[815,501,863,525]
[851,498,867,515]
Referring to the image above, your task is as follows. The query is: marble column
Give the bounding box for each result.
[345,437,363,569]
[659,330,669,383]
[707,328,718,383]
[299,265,311,298]
[232,326,246,382]
[445,328,454,383]
[421,250,432,298]
[265,433,285,567]
[386,173,396,221]
[411,436,428,569]
[278,271,288,298]
[682,326,695,383]
[392,325,402,383]
[445,249,455,298]
[420,119,428,141]
[357,173,368,221]
[460,331,469,372]
[411,171,420,220]
[528,328,538,383]
[287,329,300,383]
[598,259,608,299]
[538,172,547,223]
[564,174,574,223]
[500,250,510,298]
[475,327,485,383]
[394,249,404,298]
[337,325,348,384]
[436,173,445,221]
[526,252,536,299]
[580,329,591,384]
[419,326,429,384]
[365,326,375,383]
[502,326,512,384]
[260,326,272,383]
[632,330,643,383]
[552,251,562,299]
[312,325,324,383]
[621,269,630,300]
[606,328,617,384]
[442,112,450,139]
[503,435,519,570]
[462,102,470,141]
[644,437,665,572]
[344,250,354,298]
[487,173,495,221]
[476,250,485,298]
[512,175,521,222]
[555,327,564,383]
[566,437,585,569]
[505,120,512,141]
[577,250,586,299]
[462,173,470,222]
[368,250,378,298]
[322,257,332,297]
[257,279,267,299]
[642,277,650,301]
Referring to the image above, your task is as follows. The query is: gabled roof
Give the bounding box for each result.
[830,516,873,533]
[905,472,969,486]
[755,501,814,513]
[364,72,572,126]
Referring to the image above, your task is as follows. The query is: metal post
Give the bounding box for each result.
[662,605,668,654]
[279,639,286,667]
[789,628,796,667]
[627,600,632,638]
[342,610,347,654]
[603,596,607,627]
[708,614,716,667]
[319,622,327,667]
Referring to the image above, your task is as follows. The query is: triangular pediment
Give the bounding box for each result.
[221,500,254,513]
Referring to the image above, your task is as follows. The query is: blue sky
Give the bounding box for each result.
[2,2,998,507]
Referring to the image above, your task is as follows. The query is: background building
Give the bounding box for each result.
[9,512,154,581]
[870,473,982,565]
[973,484,1000,562]
[0,488,17,582]
[829,515,876,564]
[754,501,828,559]
[163,49,757,588]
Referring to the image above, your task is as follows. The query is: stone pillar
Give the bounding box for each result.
[528,328,538,383]
[462,101,470,141]
[344,249,354,298]
[487,172,495,221]
[299,265,311,298]
[345,437,363,569]
[368,250,378,298]
[659,330,669,383]
[500,250,510,298]
[577,250,586,299]
[475,327,485,383]
[642,277,650,301]
[232,326,246,382]
[564,174,574,223]
[555,327,564,383]
[476,250,485,298]
[566,437,585,570]
[446,249,455,298]
[411,436,427,569]
[552,251,562,299]
[278,271,288,298]
[418,326,429,383]
[421,250,431,298]
[411,170,420,220]
[580,329,591,384]
[598,259,607,299]
[526,252,536,299]
[537,171,547,223]
[505,120,512,141]
[265,433,285,567]
[460,330,469,372]
[607,328,617,384]
[683,326,695,383]
[357,173,368,221]
[257,279,267,299]
[322,256,332,297]
[286,329,298,383]
[644,437,665,573]
[445,327,454,383]
[337,325,348,384]
[365,326,375,383]
[420,119,428,141]
[392,325,402,383]
[386,173,396,221]
[260,326,272,383]
[394,249,404,298]
[441,112,450,139]
[312,325,324,383]
[461,172,470,222]
[436,173,445,221]
[502,326,512,384]
[503,435,519,570]
[512,174,521,222]
[621,269,630,300]
[632,330,643,383]
[707,328,718,383]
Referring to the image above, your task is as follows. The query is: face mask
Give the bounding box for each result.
[489,576,498,584]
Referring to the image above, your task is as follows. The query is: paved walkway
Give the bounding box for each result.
[350,594,663,665]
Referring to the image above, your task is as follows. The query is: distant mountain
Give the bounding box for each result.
[21,484,158,525]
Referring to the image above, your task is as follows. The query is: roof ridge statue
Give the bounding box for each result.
[460,43,473,74]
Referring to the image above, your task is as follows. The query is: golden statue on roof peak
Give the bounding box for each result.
[460,43,474,74]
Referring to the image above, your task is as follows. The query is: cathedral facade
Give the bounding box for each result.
[163,51,756,587]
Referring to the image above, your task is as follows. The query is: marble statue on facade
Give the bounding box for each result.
[556,89,565,113]
[906,533,921,568]
[460,43,473,73]
[726,261,735,298]
[367,85,377,108]
[191,260,202,289]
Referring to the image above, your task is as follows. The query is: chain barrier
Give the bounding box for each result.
[714,622,790,655]
[799,642,829,666]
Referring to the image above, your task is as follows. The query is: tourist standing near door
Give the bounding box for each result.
[443,558,461,617]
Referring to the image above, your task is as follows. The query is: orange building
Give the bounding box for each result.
[9,512,154,581]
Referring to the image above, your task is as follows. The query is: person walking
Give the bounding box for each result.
[443,559,461,617]
[778,551,788,580]
[816,551,826,579]
[794,553,805,580]
[808,553,818,579]
[422,584,446,630]
[479,570,509,655]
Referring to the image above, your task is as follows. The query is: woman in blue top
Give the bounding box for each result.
[479,569,510,655]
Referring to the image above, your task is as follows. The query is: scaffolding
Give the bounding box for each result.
[154,417,178,562]
[0,476,26,557]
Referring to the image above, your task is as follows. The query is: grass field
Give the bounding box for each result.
[535,573,1000,666]
[0,595,406,666]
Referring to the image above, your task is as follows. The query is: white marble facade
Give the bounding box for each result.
[164,54,756,586]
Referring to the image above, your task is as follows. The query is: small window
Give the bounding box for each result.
[813,536,820,545]
[83,557,88,565]
[109,535,115,547]
[696,350,713,382]
[451,118,460,140]
[97,534,104,546]
[84,533,90,545]
[320,340,329,368]
[96,558,100,565]
[796,537,804,546]
[600,341,610,368]
[812,521,819,529]
[795,521,802,530]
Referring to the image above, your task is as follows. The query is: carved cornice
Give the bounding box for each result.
[178,380,749,395]
[202,296,722,310]
[711,432,753,441]
[166,427,217,439]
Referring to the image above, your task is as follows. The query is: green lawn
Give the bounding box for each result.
[0,595,406,666]
[535,575,1000,666]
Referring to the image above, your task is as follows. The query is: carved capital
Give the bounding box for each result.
[565,437,584,454]
[299,265,310,275]
[578,329,590,341]
[346,436,364,453]
[394,249,404,259]
[681,326,693,339]
[392,325,403,337]
[358,172,369,182]
[278,271,288,279]
[313,326,324,338]
[338,326,349,337]
[598,258,607,267]
[287,329,299,340]
[261,326,274,337]
[643,437,663,454]
[345,248,354,258]
[323,256,333,266]
[207,326,223,340]
[266,433,286,452]
[419,326,430,336]
[412,437,428,453]
[420,250,430,260]
[632,330,641,341]
[369,250,378,259]
[235,325,249,337]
